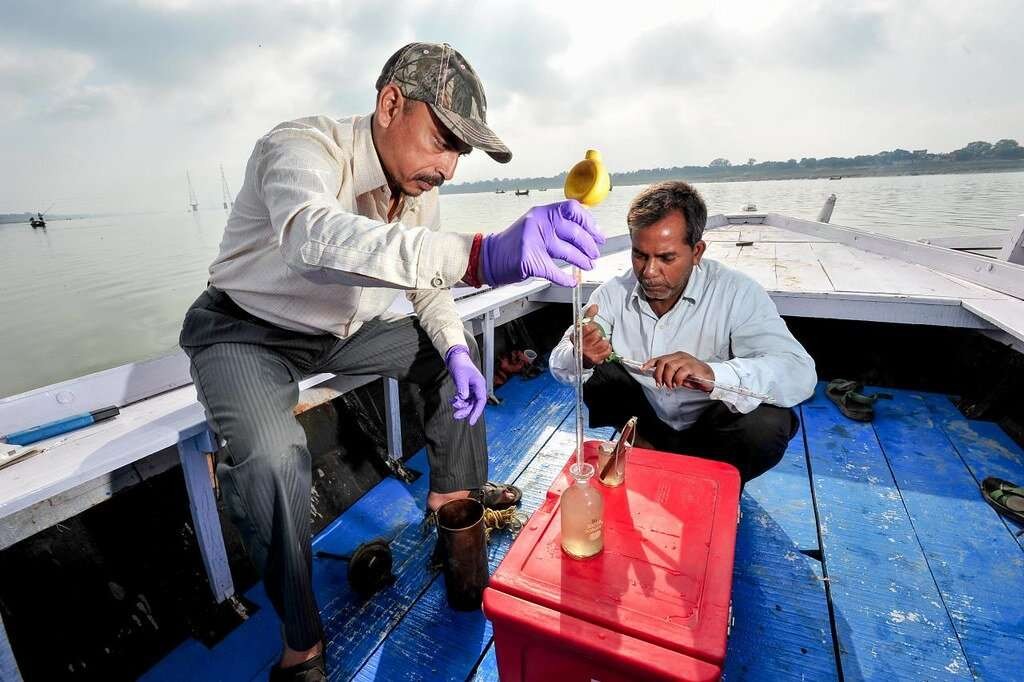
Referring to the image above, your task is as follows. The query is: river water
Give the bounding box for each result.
[1,171,1021,397]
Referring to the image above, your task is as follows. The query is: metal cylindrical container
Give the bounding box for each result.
[436,497,489,611]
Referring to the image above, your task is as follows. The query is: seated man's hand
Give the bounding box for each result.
[573,304,612,368]
[481,200,605,288]
[446,345,486,425]
[642,351,714,391]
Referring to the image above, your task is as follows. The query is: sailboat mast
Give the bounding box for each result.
[186,170,199,212]
[220,165,233,210]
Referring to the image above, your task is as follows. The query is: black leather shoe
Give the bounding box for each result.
[269,653,326,682]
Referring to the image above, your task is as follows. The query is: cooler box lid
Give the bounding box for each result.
[487,447,741,667]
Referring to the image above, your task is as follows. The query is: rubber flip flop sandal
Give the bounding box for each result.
[981,476,1024,525]
[826,378,863,401]
[826,379,891,422]
[471,481,522,510]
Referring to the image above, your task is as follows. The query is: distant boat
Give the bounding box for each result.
[29,212,46,229]
[186,170,199,212]
[495,189,506,194]
[515,189,530,196]
[829,176,843,180]
[220,165,233,210]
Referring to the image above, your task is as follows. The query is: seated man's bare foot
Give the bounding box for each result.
[427,489,471,512]
[279,641,322,668]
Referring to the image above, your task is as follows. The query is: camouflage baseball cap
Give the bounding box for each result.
[376,42,512,164]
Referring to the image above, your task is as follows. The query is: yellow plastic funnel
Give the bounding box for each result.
[564,149,610,207]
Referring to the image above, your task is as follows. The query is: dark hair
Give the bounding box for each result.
[627,181,708,247]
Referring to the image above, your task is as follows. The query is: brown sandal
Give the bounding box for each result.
[470,481,522,510]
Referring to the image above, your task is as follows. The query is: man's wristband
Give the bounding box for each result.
[463,232,484,288]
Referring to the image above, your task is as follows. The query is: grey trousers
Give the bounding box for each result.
[179,287,487,650]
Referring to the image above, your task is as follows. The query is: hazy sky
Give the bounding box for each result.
[1,0,1019,214]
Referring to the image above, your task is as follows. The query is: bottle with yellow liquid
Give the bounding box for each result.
[560,462,604,559]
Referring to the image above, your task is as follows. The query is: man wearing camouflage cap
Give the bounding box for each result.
[179,42,603,680]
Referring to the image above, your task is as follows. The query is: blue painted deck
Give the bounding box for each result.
[145,375,1024,681]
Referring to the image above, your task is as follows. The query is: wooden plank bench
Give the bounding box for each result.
[0,281,551,681]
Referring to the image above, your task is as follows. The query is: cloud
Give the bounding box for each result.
[613,18,736,87]
[43,84,129,121]
[0,0,1020,214]
[0,2,321,88]
[392,1,572,107]
[0,48,96,120]
[770,3,889,69]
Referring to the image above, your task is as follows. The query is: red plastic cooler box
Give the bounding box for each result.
[483,445,741,681]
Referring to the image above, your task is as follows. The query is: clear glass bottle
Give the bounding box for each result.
[560,462,604,559]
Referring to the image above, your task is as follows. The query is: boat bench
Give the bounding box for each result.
[0,279,551,681]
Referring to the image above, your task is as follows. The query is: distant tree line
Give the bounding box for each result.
[441,139,1024,195]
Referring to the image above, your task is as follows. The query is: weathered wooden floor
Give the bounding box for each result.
[145,373,1024,681]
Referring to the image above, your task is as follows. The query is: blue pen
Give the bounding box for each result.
[3,406,120,446]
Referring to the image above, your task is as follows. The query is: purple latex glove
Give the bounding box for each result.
[481,200,605,288]
[445,345,486,426]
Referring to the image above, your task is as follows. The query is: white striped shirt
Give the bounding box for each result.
[209,114,473,355]
[550,258,817,430]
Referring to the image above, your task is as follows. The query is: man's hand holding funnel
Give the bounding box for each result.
[480,199,605,288]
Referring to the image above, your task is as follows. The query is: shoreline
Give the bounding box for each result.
[441,161,1024,196]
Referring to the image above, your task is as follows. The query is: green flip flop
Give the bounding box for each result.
[981,477,1024,525]
[826,379,892,422]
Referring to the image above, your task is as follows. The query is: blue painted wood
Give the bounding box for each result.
[920,393,1024,549]
[142,584,281,682]
[871,390,1024,679]
[145,373,557,682]
[802,384,972,680]
[318,374,574,681]
[145,467,438,682]
[470,643,499,682]
[743,418,822,552]
[178,432,235,603]
[352,416,613,682]
[0,609,22,682]
[724,418,838,680]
